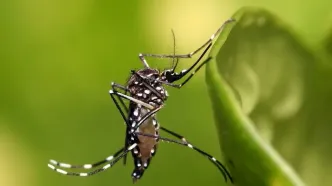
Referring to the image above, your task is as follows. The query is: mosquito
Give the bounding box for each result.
[48,18,235,183]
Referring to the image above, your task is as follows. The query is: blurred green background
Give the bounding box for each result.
[0,1,331,186]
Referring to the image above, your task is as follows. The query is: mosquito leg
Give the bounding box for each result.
[47,144,137,176]
[49,147,125,170]
[167,43,212,83]
[109,92,130,126]
[109,84,131,165]
[111,82,152,165]
[111,82,157,165]
[160,126,187,142]
[111,82,130,113]
[135,49,209,91]
[139,53,150,68]
[138,19,235,87]
[135,132,233,183]
[110,84,162,164]
[145,56,211,89]
[123,127,129,165]
[109,89,154,110]
[134,37,213,89]
[139,19,235,59]
[159,127,233,182]
[109,88,162,133]
[171,56,213,88]
[109,81,131,163]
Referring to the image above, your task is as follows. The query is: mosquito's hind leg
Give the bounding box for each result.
[48,144,137,176]
[135,131,233,183]
[48,147,124,171]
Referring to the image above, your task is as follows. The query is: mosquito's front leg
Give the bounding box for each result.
[139,19,235,87]
[139,18,235,60]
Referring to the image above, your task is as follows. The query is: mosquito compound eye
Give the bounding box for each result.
[162,70,174,82]
[165,70,172,77]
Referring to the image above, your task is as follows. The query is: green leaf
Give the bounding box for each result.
[324,27,332,56]
[205,7,309,186]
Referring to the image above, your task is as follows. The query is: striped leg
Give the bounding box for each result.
[135,132,233,183]
[47,144,137,176]
[48,148,124,170]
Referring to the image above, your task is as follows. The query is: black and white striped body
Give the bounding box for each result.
[126,68,168,181]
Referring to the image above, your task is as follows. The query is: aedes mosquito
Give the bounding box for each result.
[48,18,235,183]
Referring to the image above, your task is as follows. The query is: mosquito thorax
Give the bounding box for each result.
[127,68,168,106]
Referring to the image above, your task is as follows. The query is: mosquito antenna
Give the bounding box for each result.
[171,29,179,71]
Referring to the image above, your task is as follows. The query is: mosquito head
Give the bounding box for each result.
[160,69,181,83]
